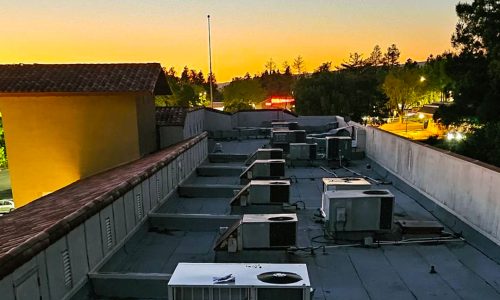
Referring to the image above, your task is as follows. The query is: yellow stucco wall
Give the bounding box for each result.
[0,94,141,207]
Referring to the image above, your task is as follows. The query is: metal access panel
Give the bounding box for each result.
[289,143,317,160]
[168,263,311,300]
[240,214,297,249]
[326,136,352,160]
[325,190,394,232]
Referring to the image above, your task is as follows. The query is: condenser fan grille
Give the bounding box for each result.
[257,272,303,284]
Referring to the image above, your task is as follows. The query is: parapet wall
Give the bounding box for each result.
[0,133,208,300]
[362,125,500,246]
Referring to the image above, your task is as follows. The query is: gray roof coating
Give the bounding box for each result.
[95,139,500,299]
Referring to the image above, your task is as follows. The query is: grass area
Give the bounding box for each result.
[379,120,443,141]
[0,169,12,200]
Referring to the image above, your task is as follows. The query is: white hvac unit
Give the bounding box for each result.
[288,143,317,160]
[168,263,311,300]
[324,190,394,232]
[245,148,283,165]
[322,177,371,193]
[231,180,290,207]
[240,159,285,182]
[215,214,297,252]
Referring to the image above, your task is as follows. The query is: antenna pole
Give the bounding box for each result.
[208,15,214,108]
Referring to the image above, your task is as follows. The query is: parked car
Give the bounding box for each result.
[0,199,15,214]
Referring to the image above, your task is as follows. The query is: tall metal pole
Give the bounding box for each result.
[207,15,214,108]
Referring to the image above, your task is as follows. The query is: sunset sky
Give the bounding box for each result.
[0,0,464,82]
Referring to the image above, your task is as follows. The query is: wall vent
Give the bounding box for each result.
[105,217,113,249]
[156,175,161,202]
[61,249,72,288]
[136,194,143,220]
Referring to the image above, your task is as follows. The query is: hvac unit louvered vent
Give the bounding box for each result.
[61,249,72,288]
[136,194,143,220]
[156,175,161,202]
[105,217,113,249]
[172,287,249,300]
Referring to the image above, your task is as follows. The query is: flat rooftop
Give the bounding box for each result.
[91,138,500,299]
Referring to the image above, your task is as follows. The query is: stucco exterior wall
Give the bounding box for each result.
[233,110,296,127]
[363,125,500,246]
[183,108,204,139]
[0,94,142,207]
[135,95,157,156]
[204,109,233,131]
[158,127,184,149]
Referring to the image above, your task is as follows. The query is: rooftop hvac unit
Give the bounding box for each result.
[240,160,285,183]
[289,143,317,160]
[324,190,394,232]
[321,178,372,221]
[272,121,299,130]
[168,263,311,300]
[215,214,297,252]
[271,130,306,145]
[322,177,371,193]
[326,136,352,161]
[245,148,283,165]
[231,180,290,207]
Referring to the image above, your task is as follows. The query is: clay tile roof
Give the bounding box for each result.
[0,132,207,280]
[0,63,170,95]
[156,107,189,126]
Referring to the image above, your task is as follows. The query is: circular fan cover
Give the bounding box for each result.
[257,272,303,284]
[363,190,389,195]
[270,181,287,185]
[268,216,294,221]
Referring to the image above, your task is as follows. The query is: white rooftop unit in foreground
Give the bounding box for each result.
[324,190,394,232]
[240,159,285,182]
[168,263,311,300]
[231,180,290,207]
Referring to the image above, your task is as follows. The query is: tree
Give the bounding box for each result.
[222,78,267,112]
[447,0,500,123]
[316,62,332,72]
[383,44,401,67]
[340,53,366,70]
[382,65,426,122]
[180,66,190,82]
[367,45,383,66]
[293,55,305,74]
[265,58,277,74]
[282,61,290,73]
[294,59,388,120]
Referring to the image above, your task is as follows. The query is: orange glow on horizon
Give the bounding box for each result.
[0,1,461,82]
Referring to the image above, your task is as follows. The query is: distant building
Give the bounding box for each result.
[257,96,295,110]
[0,63,170,206]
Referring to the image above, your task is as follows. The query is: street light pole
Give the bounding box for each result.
[207,15,214,108]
